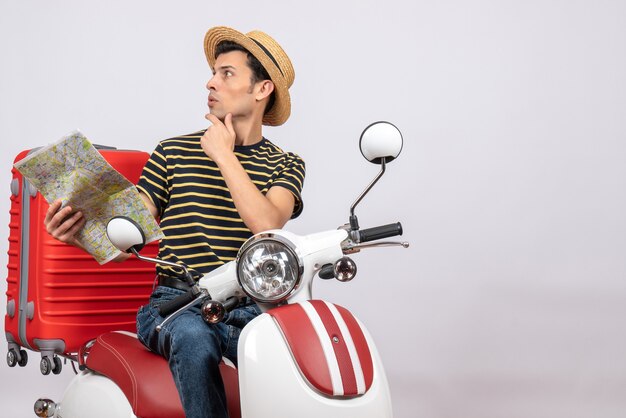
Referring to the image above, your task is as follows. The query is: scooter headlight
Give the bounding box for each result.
[236,235,302,303]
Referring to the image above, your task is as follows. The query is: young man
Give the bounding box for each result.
[44,26,305,418]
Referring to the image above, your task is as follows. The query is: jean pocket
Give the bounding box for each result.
[138,303,165,348]
[149,292,164,308]
[136,306,151,347]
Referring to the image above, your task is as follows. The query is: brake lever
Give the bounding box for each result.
[343,240,409,254]
[156,288,209,332]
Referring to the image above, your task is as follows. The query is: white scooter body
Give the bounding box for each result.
[53,229,393,418]
[57,363,135,418]
[56,317,392,418]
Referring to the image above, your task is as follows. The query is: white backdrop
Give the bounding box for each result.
[1,1,625,417]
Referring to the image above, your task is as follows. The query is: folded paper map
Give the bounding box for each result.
[14,130,163,264]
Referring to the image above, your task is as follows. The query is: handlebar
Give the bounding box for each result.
[358,222,403,243]
[223,296,240,311]
[158,290,201,317]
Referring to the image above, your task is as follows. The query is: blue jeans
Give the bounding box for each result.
[136,286,260,418]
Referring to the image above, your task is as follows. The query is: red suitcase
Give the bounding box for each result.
[5,146,159,375]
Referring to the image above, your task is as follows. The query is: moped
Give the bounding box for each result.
[33,121,409,418]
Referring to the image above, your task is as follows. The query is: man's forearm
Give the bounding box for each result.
[216,153,291,234]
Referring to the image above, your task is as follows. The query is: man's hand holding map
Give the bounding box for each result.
[14,131,163,264]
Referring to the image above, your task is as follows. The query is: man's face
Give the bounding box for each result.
[207,51,257,121]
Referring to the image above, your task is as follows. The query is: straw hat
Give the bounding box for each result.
[204,26,295,126]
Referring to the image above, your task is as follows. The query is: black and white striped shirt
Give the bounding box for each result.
[137,130,305,279]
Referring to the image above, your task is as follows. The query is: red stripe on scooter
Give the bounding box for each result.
[335,304,374,390]
[269,304,334,395]
[309,300,359,395]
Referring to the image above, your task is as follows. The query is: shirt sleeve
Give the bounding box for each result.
[272,152,306,219]
[137,142,170,218]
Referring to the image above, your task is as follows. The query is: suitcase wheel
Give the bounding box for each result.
[40,357,52,375]
[18,349,28,367]
[6,349,28,367]
[52,356,62,375]
[7,349,17,367]
[39,355,62,375]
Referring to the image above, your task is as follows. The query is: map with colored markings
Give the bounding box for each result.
[14,131,163,264]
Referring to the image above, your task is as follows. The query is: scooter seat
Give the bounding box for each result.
[85,331,240,418]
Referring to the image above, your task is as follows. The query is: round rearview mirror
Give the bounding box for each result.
[106,216,146,252]
[359,121,403,164]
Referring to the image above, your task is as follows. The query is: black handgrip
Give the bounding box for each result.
[319,264,335,280]
[158,290,198,317]
[359,222,403,243]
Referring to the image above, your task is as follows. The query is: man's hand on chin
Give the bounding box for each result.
[201,113,236,165]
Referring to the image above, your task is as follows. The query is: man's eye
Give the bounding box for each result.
[225,71,233,77]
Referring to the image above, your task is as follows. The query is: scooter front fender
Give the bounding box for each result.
[238,305,393,418]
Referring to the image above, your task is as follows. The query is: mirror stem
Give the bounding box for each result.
[129,248,196,287]
[349,157,387,230]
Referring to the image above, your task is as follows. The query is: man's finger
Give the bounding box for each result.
[55,211,82,236]
[47,205,73,231]
[62,215,86,242]
[206,113,224,127]
[44,199,63,224]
